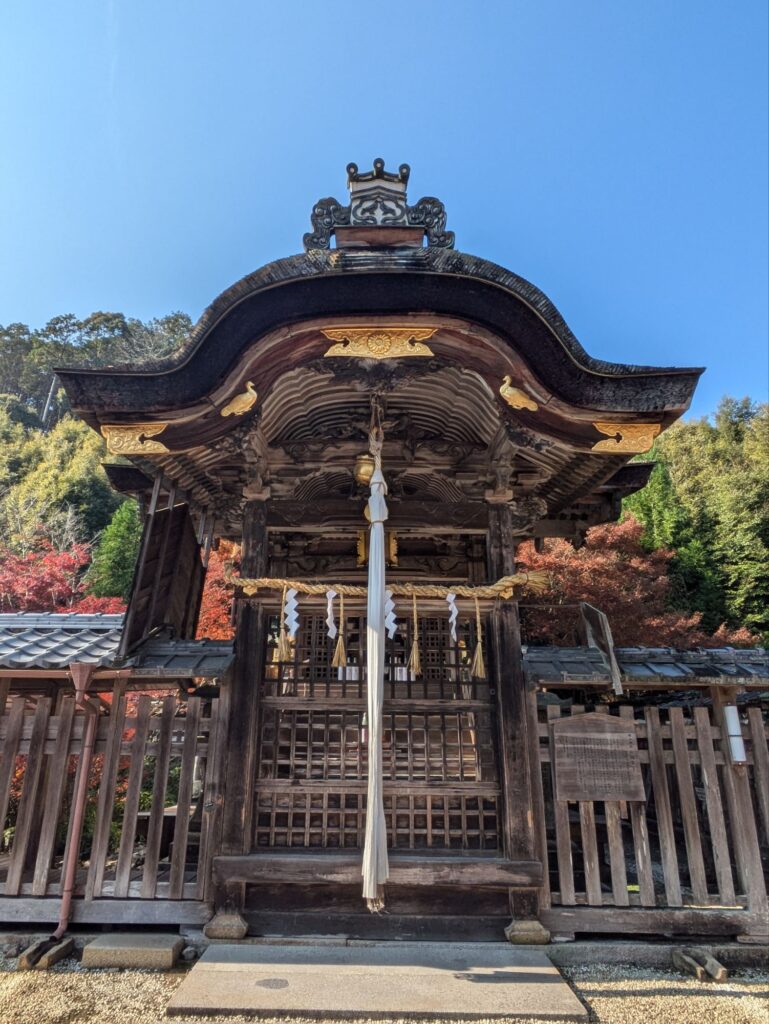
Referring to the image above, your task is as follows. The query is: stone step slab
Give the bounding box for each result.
[166,941,587,1019]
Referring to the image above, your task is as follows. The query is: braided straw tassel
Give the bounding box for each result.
[470,596,486,680]
[331,591,347,670]
[407,593,422,677]
[277,585,292,663]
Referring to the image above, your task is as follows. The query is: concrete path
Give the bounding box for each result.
[166,942,587,1019]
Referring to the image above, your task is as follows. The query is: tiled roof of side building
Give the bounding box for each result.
[0,612,765,684]
[0,613,233,677]
[0,613,123,668]
[523,645,768,684]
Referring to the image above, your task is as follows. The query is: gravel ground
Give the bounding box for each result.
[0,955,766,1024]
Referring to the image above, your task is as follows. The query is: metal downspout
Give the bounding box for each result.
[51,663,98,941]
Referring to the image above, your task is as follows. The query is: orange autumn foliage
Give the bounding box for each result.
[517,516,758,649]
[195,541,238,640]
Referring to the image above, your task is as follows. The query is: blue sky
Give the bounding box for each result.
[1,1,766,417]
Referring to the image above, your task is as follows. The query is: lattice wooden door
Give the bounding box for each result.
[254,611,502,851]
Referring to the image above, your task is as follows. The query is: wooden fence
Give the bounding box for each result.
[1,682,768,938]
[0,688,224,925]
[535,701,769,939]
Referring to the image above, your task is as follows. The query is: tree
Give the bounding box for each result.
[86,500,142,599]
[517,516,757,648]
[195,544,237,640]
[0,395,42,493]
[0,415,120,549]
[624,398,769,640]
[0,311,192,419]
[0,540,120,613]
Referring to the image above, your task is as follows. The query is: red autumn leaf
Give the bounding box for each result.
[517,515,758,648]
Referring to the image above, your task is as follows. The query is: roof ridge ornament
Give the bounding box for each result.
[303,158,454,251]
[347,158,410,186]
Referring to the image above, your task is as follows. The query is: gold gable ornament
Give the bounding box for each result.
[100,422,169,455]
[499,376,538,412]
[591,422,661,454]
[220,381,258,417]
[322,326,437,360]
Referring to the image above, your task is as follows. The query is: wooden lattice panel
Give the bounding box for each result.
[258,708,496,783]
[254,613,501,851]
[254,787,500,850]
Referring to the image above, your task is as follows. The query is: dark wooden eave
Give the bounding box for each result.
[57,248,702,421]
[58,248,698,536]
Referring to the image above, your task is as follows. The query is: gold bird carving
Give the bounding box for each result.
[499,376,538,412]
[220,381,257,417]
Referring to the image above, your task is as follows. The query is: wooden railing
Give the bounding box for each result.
[0,688,224,924]
[534,701,769,939]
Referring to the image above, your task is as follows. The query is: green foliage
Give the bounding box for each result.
[87,500,142,599]
[0,311,192,419]
[0,395,42,493]
[624,397,769,640]
[0,414,120,551]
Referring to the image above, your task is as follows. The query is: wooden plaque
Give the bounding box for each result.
[552,713,645,802]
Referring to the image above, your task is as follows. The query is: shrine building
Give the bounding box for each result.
[0,160,766,944]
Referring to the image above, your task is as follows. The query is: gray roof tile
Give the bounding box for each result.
[523,644,768,684]
[0,613,123,668]
[0,613,764,686]
[0,613,233,677]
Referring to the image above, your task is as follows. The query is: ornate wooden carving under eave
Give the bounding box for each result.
[591,422,662,454]
[321,326,437,360]
[220,381,258,417]
[267,499,489,531]
[499,376,538,412]
[100,422,170,455]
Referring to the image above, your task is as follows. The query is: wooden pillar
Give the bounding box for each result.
[487,504,549,941]
[206,499,268,938]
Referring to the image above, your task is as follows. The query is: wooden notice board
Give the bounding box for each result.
[552,712,645,802]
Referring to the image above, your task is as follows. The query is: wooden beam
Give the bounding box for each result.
[213,853,542,888]
[144,485,177,631]
[268,499,488,533]
[0,898,211,926]
[541,906,754,937]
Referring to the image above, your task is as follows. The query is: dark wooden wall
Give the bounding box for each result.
[120,501,206,654]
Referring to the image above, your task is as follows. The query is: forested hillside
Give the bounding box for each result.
[0,313,766,647]
[0,312,189,611]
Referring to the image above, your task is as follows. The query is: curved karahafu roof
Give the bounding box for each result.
[55,160,703,541]
[58,244,702,419]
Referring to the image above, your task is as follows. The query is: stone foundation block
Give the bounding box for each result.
[82,933,184,969]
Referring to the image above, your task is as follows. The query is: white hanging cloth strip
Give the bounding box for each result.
[284,587,299,639]
[446,592,458,643]
[362,415,389,912]
[384,590,397,640]
[325,589,338,640]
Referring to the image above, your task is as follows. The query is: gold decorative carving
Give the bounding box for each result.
[592,422,662,454]
[322,326,436,360]
[220,381,257,417]
[356,530,399,567]
[100,423,169,455]
[499,376,538,411]
[387,531,399,567]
